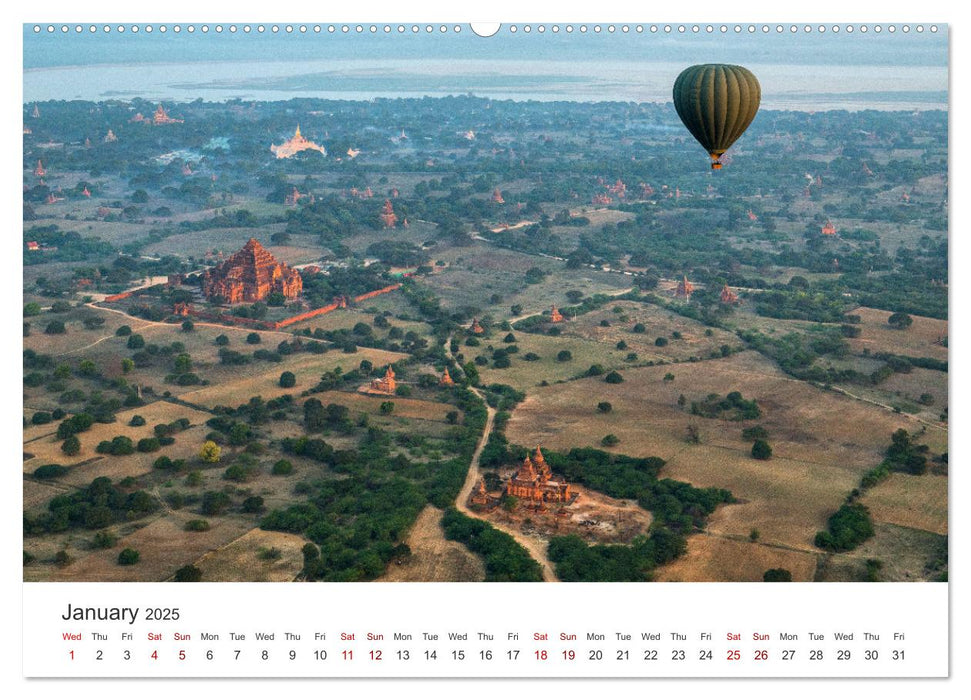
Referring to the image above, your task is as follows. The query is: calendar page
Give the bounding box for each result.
[16,4,956,691]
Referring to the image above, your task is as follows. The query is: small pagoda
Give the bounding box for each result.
[505,447,573,506]
[491,187,505,204]
[34,160,46,177]
[439,368,455,386]
[675,275,694,300]
[379,199,398,229]
[469,318,484,335]
[362,366,397,396]
[549,305,565,323]
[720,284,739,304]
[152,104,183,125]
[821,220,837,236]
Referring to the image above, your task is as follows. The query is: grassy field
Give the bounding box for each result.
[816,522,947,582]
[847,306,948,362]
[860,472,948,535]
[505,351,947,552]
[191,528,308,582]
[28,511,255,583]
[376,505,485,582]
[654,534,819,582]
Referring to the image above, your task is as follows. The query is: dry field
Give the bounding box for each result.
[816,523,947,582]
[142,226,301,260]
[377,505,485,582]
[846,306,948,362]
[562,300,740,363]
[505,351,947,552]
[176,347,408,408]
[23,479,71,510]
[654,534,819,582]
[475,333,638,391]
[24,402,213,477]
[860,472,948,535]
[29,512,255,582]
[191,528,308,582]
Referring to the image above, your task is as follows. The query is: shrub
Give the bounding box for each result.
[272,459,294,475]
[246,332,261,345]
[181,320,195,332]
[184,519,211,532]
[129,415,146,427]
[31,411,52,425]
[604,371,624,384]
[742,425,769,441]
[174,564,202,582]
[597,402,613,413]
[601,434,620,447]
[751,440,772,460]
[61,435,81,456]
[763,568,792,582]
[45,320,67,335]
[137,437,161,453]
[126,334,145,349]
[115,325,132,336]
[92,530,117,549]
[556,350,572,362]
[215,334,229,346]
[200,491,230,515]
[242,496,265,513]
[655,337,668,347]
[279,371,296,388]
[33,463,70,479]
[117,548,140,566]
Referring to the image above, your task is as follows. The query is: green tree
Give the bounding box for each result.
[127,334,145,349]
[61,435,81,456]
[45,320,66,335]
[601,434,620,447]
[751,440,773,460]
[763,568,792,582]
[279,371,296,388]
[887,312,913,330]
[604,371,624,384]
[117,548,140,566]
[174,564,202,581]
[181,320,195,332]
[597,402,613,413]
[121,358,134,374]
[215,334,229,346]
[246,332,261,345]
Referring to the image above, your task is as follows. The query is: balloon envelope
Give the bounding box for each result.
[673,64,761,169]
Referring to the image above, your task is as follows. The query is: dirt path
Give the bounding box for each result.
[447,336,559,582]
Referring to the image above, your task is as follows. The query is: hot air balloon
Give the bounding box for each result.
[673,64,761,170]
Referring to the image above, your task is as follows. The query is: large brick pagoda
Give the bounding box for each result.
[202,238,302,304]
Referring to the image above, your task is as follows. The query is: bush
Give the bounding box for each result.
[117,548,140,566]
[215,334,229,346]
[129,415,146,427]
[33,463,70,479]
[126,334,145,349]
[30,411,52,425]
[45,320,67,335]
[556,350,572,362]
[763,568,792,582]
[184,519,211,532]
[246,332,262,345]
[604,371,624,384]
[200,491,230,515]
[751,440,772,460]
[92,530,117,549]
[174,564,202,581]
[814,503,874,552]
[136,437,161,453]
[61,435,81,455]
[279,371,296,388]
[655,337,668,347]
[272,459,294,476]
[242,496,265,513]
[601,434,620,447]
[597,402,613,413]
[181,320,195,332]
[741,425,769,441]
[115,325,132,336]
[887,312,913,330]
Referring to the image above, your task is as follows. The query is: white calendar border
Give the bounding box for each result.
[5,0,963,696]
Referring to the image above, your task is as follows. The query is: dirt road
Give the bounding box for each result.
[448,336,559,582]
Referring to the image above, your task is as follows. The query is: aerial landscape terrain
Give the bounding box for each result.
[22,42,948,583]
